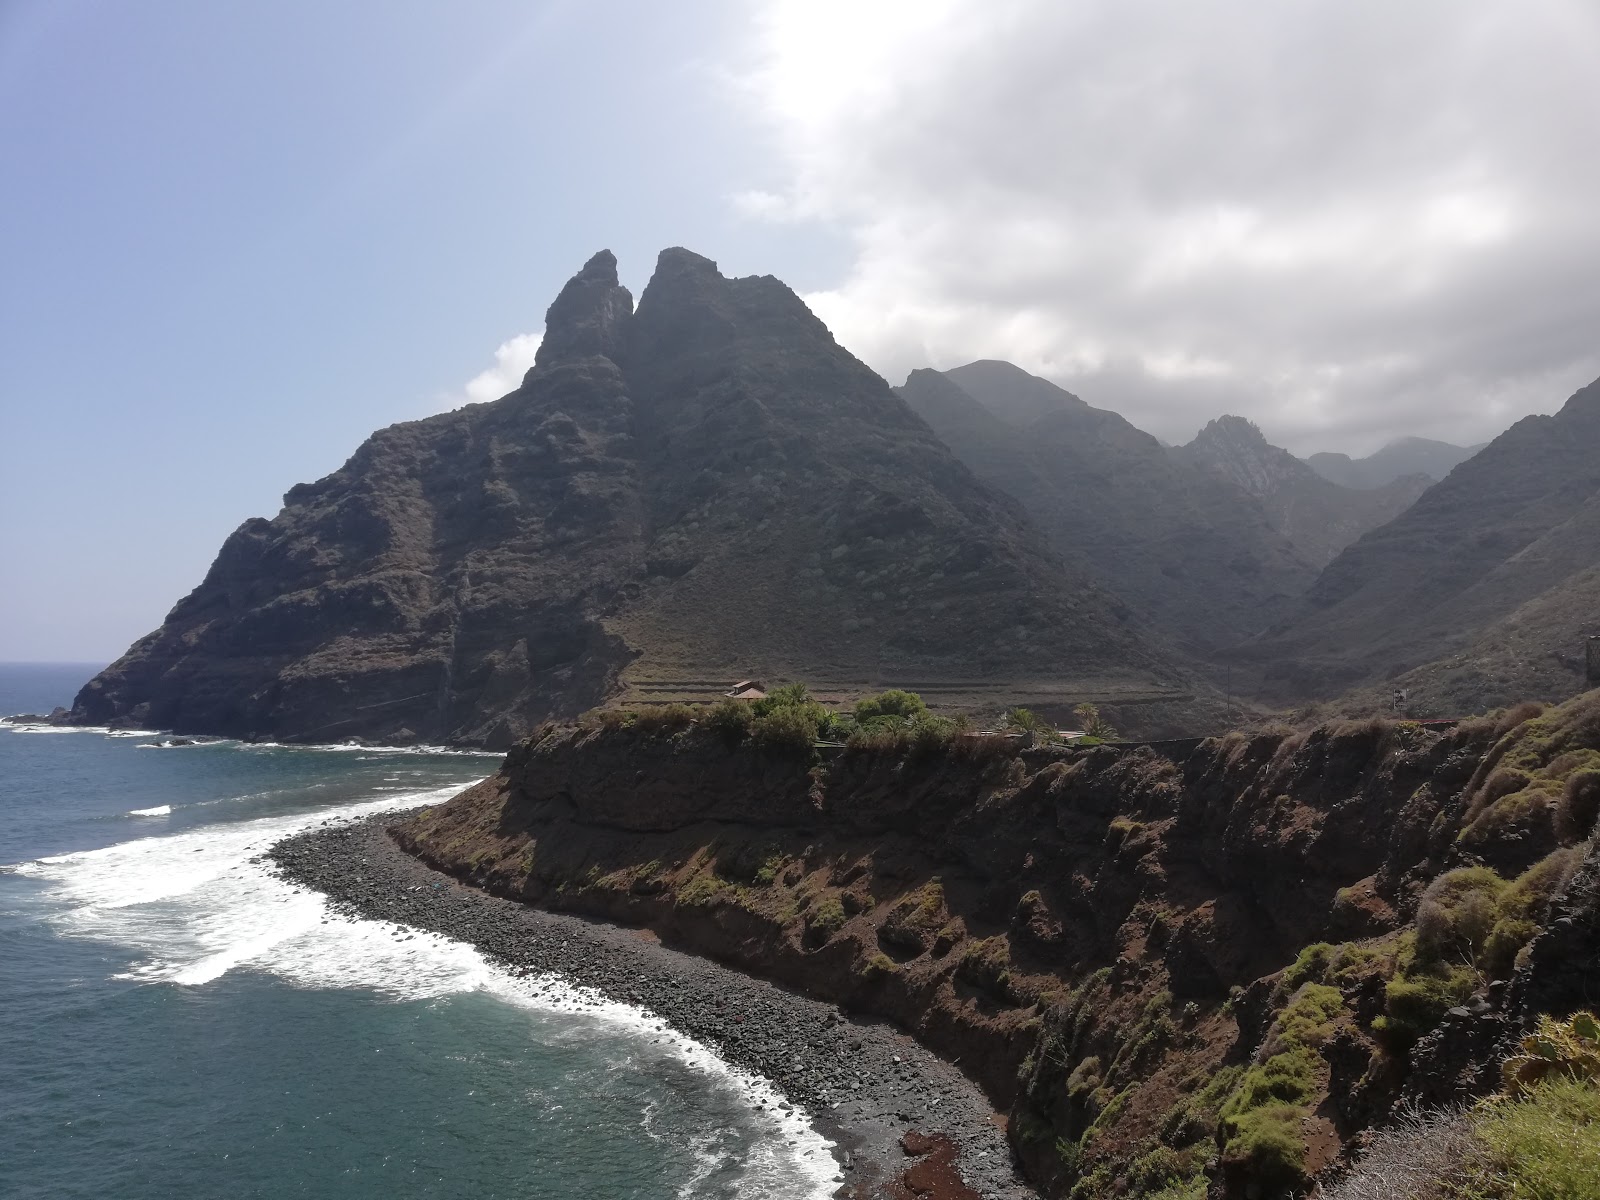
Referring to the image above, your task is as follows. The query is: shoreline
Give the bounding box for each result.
[269,813,1036,1200]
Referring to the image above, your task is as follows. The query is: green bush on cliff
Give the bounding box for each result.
[853,688,927,723]
[631,703,697,732]
[808,896,847,940]
[704,698,754,740]
[1220,1104,1307,1193]
[1216,984,1345,1193]
[1557,768,1600,841]
[677,873,731,906]
[750,705,821,753]
[1469,1076,1600,1199]
[1377,850,1582,1051]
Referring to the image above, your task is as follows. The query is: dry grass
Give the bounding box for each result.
[1319,1104,1479,1200]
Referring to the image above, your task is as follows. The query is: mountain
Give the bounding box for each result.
[896,363,1317,656]
[1175,415,1432,566]
[1249,377,1600,708]
[71,250,1180,746]
[1307,435,1484,490]
[942,359,1086,426]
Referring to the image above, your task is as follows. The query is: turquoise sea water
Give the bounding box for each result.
[0,664,836,1199]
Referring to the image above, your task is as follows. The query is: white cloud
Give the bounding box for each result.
[462,331,542,405]
[736,0,1600,453]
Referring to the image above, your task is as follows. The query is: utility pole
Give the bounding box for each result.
[1587,636,1600,688]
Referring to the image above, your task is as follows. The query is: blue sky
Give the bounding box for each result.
[0,1,842,661]
[5,1,1597,662]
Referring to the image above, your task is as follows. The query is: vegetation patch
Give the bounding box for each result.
[1377,851,1581,1051]
[676,873,731,907]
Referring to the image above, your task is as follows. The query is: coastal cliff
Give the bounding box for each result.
[391,691,1600,1197]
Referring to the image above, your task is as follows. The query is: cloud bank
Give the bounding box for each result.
[461,331,542,405]
[737,0,1600,453]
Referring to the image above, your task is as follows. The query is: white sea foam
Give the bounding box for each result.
[13,783,840,1197]
[2,723,103,734]
[127,805,172,817]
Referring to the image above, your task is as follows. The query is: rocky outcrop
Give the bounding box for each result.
[391,689,1600,1197]
[72,250,1179,746]
[1175,415,1430,568]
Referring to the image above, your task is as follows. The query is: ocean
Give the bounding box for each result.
[0,663,837,1199]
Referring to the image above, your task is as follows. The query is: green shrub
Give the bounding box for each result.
[1273,983,1344,1049]
[908,713,958,755]
[578,707,636,730]
[1220,1104,1309,1193]
[1221,1045,1321,1118]
[704,698,754,741]
[752,854,786,886]
[631,703,697,732]
[808,896,847,939]
[1125,1145,1202,1196]
[1558,768,1600,842]
[677,874,730,906]
[1415,866,1509,966]
[1282,942,1336,990]
[957,936,1014,999]
[1374,959,1476,1052]
[750,704,821,753]
[751,681,814,716]
[1470,1075,1600,1199]
[1142,1176,1207,1200]
[853,688,927,722]
[864,952,899,977]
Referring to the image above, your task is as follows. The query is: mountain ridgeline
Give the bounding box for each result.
[1307,436,1484,490]
[1250,377,1600,710]
[72,250,1177,746]
[896,364,1423,658]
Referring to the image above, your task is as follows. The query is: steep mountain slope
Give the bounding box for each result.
[1175,415,1431,566]
[1251,377,1600,706]
[71,250,1179,746]
[1307,435,1484,489]
[897,364,1316,656]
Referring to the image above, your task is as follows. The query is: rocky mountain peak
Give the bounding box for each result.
[71,250,1180,747]
[1184,414,1298,496]
[941,360,1088,427]
[531,248,634,371]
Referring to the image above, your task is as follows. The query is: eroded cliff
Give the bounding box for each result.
[392,689,1600,1197]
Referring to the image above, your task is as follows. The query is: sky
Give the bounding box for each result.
[3,1,1598,661]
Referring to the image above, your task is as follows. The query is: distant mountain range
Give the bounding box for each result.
[1250,378,1600,710]
[1306,436,1484,489]
[898,362,1428,654]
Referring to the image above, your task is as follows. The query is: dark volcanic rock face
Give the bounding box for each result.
[75,250,1176,745]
